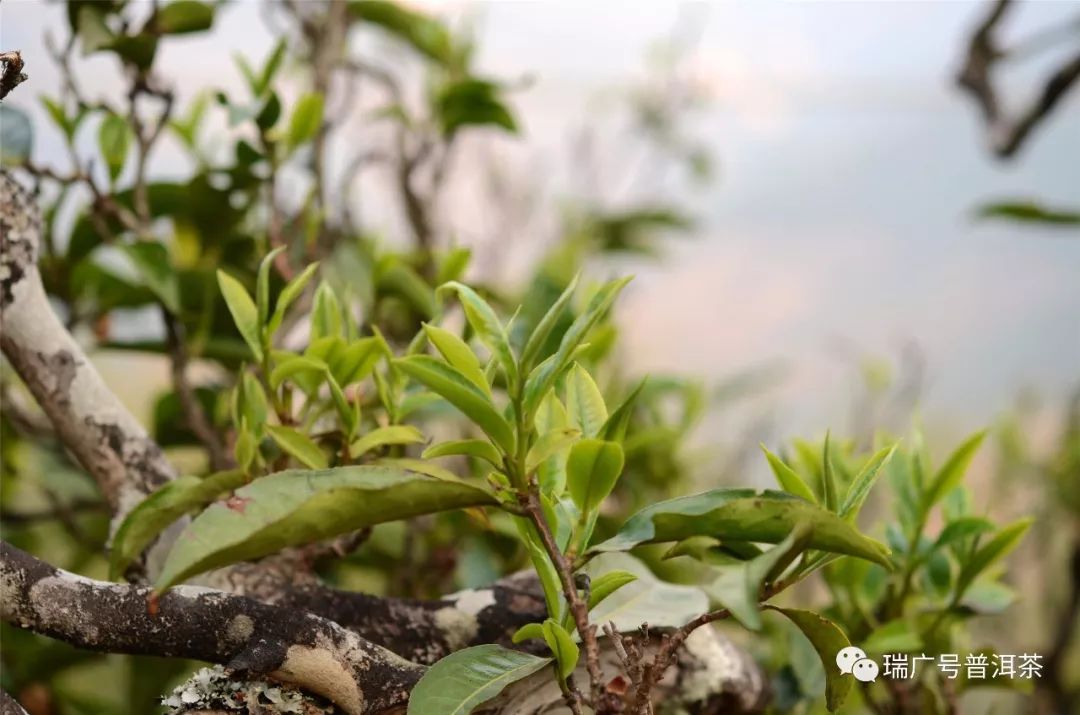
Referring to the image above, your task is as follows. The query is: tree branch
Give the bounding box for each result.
[1,171,175,530]
[1,541,422,715]
[956,0,1080,158]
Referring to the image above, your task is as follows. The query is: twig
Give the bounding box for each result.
[521,492,604,709]
[956,0,1080,158]
[0,51,27,100]
[161,307,231,471]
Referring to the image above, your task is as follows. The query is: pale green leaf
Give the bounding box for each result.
[839,443,897,520]
[522,277,631,419]
[600,378,646,442]
[350,425,425,459]
[287,92,324,150]
[566,439,624,515]
[526,428,580,474]
[822,432,838,512]
[438,282,517,389]
[566,363,607,437]
[520,274,578,372]
[761,445,816,503]
[423,323,491,397]
[217,270,263,361]
[922,430,987,515]
[541,619,579,680]
[266,424,328,469]
[511,623,545,644]
[954,518,1032,601]
[584,553,707,632]
[586,570,637,610]
[109,470,247,580]
[256,246,284,326]
[406,645,551,715]
[423,439,503,467]
[268,262,319,337]
[395,355,515,454]
[269,354,327,391]
[701,526,810,631]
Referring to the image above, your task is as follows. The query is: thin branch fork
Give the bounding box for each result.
[956,0,1080,158]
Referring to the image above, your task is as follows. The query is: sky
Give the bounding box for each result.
[3,0,1078,454]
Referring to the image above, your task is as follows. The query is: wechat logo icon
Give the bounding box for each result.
[836,646,879,683]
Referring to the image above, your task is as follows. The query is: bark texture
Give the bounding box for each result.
[1,541,421,715]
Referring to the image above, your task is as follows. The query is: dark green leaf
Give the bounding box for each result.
[122,242,180,312]
[156,465,498,590]
[977,200,1080,227]
[600,378,646,442]
[350,0,457,68]
[702,526,810,630]
[406,645,551,715]
[541,619,579,680]
[98,113,131,182]
[592,489,891,567]
[155,1,214,34]
[436,78,517,137]
[930,516,994,554]
[768,607,854,712]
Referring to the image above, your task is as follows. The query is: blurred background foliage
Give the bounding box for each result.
[0,1,1077,714]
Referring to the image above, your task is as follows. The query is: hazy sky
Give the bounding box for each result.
[3,0,1078,450]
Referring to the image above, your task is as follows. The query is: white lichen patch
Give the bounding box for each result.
[433,606,479,652]
[162,665,318,714]
[676,628,760,709]
[447,587,496,616]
